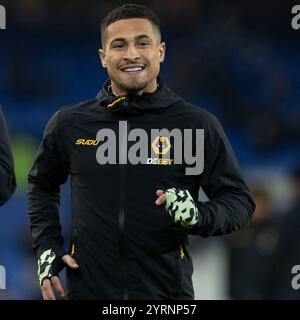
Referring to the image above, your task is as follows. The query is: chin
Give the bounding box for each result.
[119,81,149,94]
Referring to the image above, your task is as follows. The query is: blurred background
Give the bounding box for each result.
[0,0,300,299]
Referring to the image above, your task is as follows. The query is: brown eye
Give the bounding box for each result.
[112,43,124,49]
[139,41,149,47]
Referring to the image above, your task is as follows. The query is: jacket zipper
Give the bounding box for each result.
[119,120,129,300]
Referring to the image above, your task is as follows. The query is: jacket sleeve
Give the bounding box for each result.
[27,110,69,256]
[189,114,255,237]
[0,106,16,206]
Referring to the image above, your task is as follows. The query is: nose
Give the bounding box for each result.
[124,43,140,61]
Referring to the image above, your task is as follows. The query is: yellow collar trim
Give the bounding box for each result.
[107,96,126,109]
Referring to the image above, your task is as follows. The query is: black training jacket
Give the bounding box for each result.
[0,106,16,206]
[28,78,255,299]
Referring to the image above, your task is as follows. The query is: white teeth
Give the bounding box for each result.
[123,67,143,72]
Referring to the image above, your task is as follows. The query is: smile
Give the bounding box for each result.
[120,65,145,73]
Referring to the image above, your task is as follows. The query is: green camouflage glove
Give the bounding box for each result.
[37,248,65,286]
[165,188,200,228]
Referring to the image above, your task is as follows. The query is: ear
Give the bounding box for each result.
[99,48,106,68]
[158,42,166,63]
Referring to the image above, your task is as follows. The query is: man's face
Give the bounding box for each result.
[99,18,165,96]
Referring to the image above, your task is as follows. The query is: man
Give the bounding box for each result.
[28,4,255,300]
[0,106,16,206]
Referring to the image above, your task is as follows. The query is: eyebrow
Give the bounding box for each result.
[110,34,153,45]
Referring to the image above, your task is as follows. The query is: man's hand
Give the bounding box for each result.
[38,249,79,300]
[156,188,200,228]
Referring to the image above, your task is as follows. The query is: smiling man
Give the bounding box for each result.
[99,16,164,95]
[28,4,255,300]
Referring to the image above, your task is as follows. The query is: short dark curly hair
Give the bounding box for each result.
[101,4,161,47]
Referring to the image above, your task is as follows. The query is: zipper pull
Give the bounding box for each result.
[71,243,75,257]
[180,245,185,260]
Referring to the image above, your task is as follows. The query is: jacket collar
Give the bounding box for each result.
[96,77,181,115]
